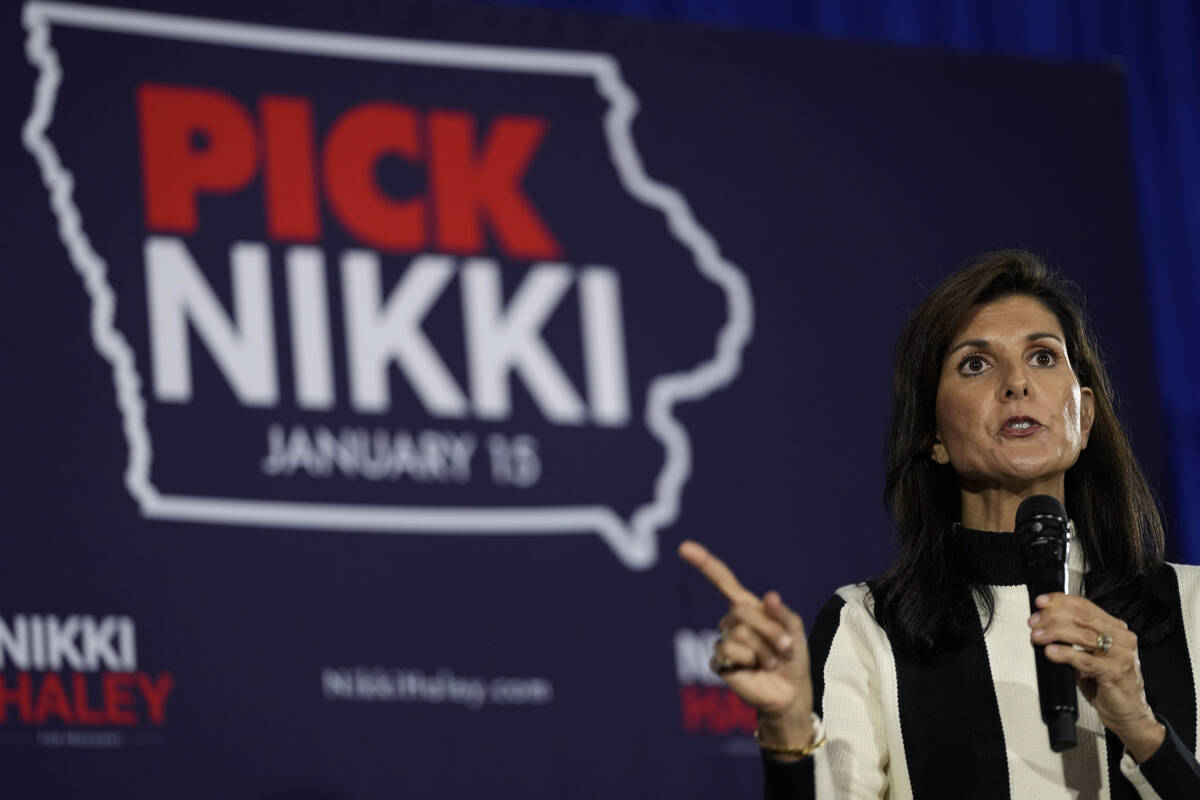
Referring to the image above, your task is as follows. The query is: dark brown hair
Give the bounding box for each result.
[872,250,1169,659]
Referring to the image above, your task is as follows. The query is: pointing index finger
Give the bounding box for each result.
[678,540,758,605]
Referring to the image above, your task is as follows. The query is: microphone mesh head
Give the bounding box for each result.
[1016,494,1067,527]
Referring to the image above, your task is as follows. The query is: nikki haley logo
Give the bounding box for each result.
[21,3,754,569]
[0,615,174,732]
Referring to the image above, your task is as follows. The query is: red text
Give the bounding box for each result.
[0,671,175,726]
[679,685,756,734]
[137,83,561,260]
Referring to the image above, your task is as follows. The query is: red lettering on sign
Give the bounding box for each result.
[135,83,560,258]
[138,83,258,233]
[679,685,757,734]
[323,102,425,252]
[137,671,175,725]
[33,672,73,724]
[429,111,561,259]
[101,672,139,726]
[261,96,321,241]
[0,672,33,723]
[71,672,106,725]
[0,672,174,726]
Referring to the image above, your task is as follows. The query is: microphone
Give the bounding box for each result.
[1015,494,1078,752]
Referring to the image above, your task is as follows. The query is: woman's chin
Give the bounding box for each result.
[1004,457,1069,483]
[958,462,1066,492]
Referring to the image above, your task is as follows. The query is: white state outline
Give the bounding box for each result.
[20,1,754,571]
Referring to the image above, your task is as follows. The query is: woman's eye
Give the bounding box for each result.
[1031,349,1058,367]
[960,355,988,374]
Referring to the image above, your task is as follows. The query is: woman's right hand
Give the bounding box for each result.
[678,539,816,752]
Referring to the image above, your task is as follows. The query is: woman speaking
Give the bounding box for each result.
[681,251,1200,798]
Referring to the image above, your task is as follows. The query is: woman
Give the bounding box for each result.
[681,251,1200,798]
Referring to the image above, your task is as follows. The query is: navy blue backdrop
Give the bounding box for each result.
[486,0,1200,572]
[0,1,1181,797]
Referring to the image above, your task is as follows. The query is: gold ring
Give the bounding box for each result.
[1096,632,1113,655]
[712,636,736,673]
[711,653,737,673]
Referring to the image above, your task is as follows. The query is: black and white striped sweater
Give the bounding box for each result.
[764,530,1200,799]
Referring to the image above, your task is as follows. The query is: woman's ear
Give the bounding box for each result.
[930,435,950,465]
[1080,387,1095,449]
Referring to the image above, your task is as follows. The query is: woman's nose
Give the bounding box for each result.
[1000,366,1031,399]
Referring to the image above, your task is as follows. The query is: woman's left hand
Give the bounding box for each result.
[1029,593,1165,762]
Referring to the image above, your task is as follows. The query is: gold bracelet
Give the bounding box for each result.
[753,728,828,758]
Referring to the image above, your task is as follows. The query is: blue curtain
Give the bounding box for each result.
[481,0,1200,563]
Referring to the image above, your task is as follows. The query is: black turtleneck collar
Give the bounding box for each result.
[956,524,1026,586]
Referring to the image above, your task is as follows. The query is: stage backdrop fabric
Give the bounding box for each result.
[491,0,1200,568]
[0,1,1166,797]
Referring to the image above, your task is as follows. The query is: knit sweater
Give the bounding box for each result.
[763,530,1200,799]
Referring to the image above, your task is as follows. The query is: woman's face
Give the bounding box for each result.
[931,295,1095,490]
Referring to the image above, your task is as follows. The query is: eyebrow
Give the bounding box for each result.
[947,332,1065,356]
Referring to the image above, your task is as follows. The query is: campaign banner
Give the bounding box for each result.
[0,1,1162,797]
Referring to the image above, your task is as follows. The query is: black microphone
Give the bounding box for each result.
[1016,494,1078,752]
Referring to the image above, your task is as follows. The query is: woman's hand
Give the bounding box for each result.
[1029,593,1166,762]
[678,540,815,753]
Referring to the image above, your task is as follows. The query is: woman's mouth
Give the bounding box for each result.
[1000,416,1042,437]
